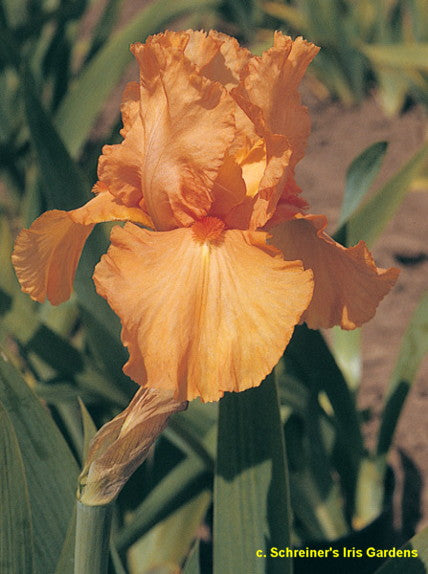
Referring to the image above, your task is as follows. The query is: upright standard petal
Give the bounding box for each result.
[12,191,152,305]
[234,33,319,160]
[97,116,145,208]
[119,81,140,137]
[130,34,236,230]
[270,214,399,330]
[93,220,313,402]
[232,33,319,227]
[96,81,146,208]
[184,30,251,89]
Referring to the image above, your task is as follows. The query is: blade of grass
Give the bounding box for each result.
[115,456,211,552]
[262,2,308,31]
[347,143,428,247]
[284,326,364,460]
[2,0,28,30]
[374,67,411,116]
[127,490,211,572]
[0,352,79,574]
[284,325,364,511]
[213,376,292,574]
[330,327,362,391]
[78,306,136,401]
[165,401,217,467]
[377,291,428,458]
[84,0,124,62]
[182,540,202,574]
[285,408,349,541]
[336,141,388,233]
[26,323,84,376]
[362,43,428,71]
[290,470,350,541]
[23,68,91,210]
[354,456,386,529]
[0,401,35,574]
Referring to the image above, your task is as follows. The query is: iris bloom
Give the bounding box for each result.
[12,31,398,402]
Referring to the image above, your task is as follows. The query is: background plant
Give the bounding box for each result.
[229,0,428,115]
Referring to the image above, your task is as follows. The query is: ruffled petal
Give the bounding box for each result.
[270,214,400,330]
[209,139,270,229]
[93,221,313,402]
[233,33,319,157]
[183,30,222,73]
[209,154,247,221]
[185,30,251,89]
[97,116,145,208]
[232,33,319,226]
[12,210,94,305]
[212,135,294,230]
[207,30,251,86]
[130,33,236,230]
[119,81,140,137]
[12,192,152,305]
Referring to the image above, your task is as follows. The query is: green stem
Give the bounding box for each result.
[74,500,113,574]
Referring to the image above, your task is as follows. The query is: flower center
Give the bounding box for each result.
[191,216,225,245]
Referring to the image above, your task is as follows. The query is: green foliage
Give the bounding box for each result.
[374,526,428,572]
[0,353,78,574]
[377,292,428,459]
[0,401,34,574]
[346,143,428,247]
[336,141,389,232]
[55,0,221,158]
[260,0,428,113]
[214,378,292,573]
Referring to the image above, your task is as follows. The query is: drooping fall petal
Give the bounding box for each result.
[12,211,93,305]
[93,220,314,402]
[12,191,151,305]
[79,387,187,506]
[270,214,399,330]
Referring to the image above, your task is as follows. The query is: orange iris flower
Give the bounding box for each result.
[12,30,399,402]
